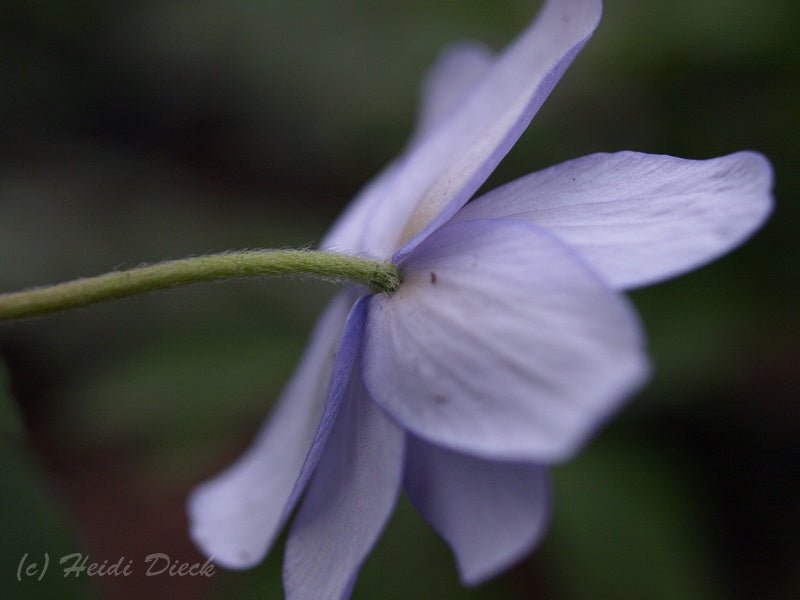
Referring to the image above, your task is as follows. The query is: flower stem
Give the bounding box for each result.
[0,250,400,323]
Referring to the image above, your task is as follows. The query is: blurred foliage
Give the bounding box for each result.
[548,439,724,600]
[0,366,96,599]
[0,0,797,599]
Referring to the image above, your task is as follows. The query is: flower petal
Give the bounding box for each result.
[283,362,404,600]
[363,219,649,463]
[320,162,402,257]
[187,291,360,569]
[388,0,603,261]
[413,42,494,139]
[405,436,551,586]
[452,151,774,289]
[321,42,493,256]
[324,0,602,260]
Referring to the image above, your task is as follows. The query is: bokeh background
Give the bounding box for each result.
[1,1,797,598]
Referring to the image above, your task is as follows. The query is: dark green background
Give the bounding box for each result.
[1,1,797,598]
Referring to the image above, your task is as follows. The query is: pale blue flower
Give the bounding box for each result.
[188,1,773,597]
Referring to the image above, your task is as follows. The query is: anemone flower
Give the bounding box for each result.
[188,1,773,598]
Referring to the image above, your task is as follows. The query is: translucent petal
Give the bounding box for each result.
[363,219,649,462]
[452,151,774,289]
[187,292,360,568]
[406,436,551,585]
[390,0,603,260]
[284,364,404,600]
[413,42,494,139]
[321,41,493,256]
[328,0,602,260]
[320,161,402,257]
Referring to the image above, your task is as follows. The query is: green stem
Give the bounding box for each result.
[0,250,401,323]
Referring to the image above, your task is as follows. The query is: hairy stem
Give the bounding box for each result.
[0,250,401,323]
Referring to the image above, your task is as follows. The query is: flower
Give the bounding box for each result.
[187,0,773,598]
